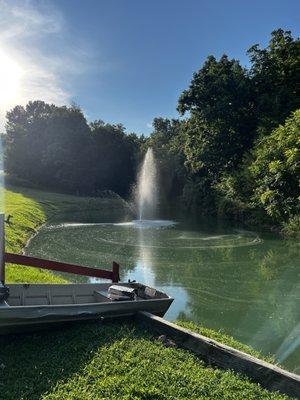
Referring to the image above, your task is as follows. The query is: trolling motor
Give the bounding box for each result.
[0,214,9,303]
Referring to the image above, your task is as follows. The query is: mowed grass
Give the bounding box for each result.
[4,187,66,283]
[0,184,294,400]
[177,320,276,363]
[0,321,292,400]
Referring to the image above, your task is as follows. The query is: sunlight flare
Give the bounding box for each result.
[0,50,23,108]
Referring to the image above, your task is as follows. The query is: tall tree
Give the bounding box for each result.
[5,101,54,183]
[41,104,90,192]
[248,29,300,133]
[178,55,256,140]
[177,55,257,179]
[148,118,186,201]
[89,120,137,196]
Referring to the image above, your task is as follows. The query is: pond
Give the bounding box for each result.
[25,210,300,373]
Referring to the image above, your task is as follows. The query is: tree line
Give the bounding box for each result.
[3,102,143,196]
[3,29,300,234]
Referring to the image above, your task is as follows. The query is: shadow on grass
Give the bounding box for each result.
[0,319,142,400]
[5,181,134,225]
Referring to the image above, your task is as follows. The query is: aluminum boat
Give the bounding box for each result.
[0,281,173,334]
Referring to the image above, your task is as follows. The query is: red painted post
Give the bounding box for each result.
[4,252,117,281]
[112,261,120,282]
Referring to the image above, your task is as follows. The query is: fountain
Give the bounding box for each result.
[136,148,158,221]
[133,148,175,228]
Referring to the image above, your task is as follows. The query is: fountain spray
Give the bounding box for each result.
[136,148,158,221]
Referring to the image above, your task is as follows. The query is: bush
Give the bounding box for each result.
[249,109,300,223]
[281,215,300,238]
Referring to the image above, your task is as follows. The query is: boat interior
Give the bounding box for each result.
[4,282,169,307]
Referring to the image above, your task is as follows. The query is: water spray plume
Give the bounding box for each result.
[136,148,158,220]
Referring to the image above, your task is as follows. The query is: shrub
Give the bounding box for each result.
[249,109,300,222]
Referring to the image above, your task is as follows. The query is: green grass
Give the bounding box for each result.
[4,187,66,283]
[177,320,276,363]
[0,184,294,400]
[0,321,291,400]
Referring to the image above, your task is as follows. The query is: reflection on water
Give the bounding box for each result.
[26,214,300,373]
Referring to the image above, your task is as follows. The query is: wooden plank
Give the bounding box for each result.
[136,311,300,399]
[5,253,118,282]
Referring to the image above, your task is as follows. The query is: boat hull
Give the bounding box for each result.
[0,283,173,334]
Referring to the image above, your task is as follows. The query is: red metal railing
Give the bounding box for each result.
[4,252,120,283]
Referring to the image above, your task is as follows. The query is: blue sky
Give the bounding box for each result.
[0,0,300,134]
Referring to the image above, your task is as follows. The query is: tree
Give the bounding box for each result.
[41,104,91,192]
[4,101,90,193]
[4,101,139,196]
[175,30,300,222]
[177,55,257,179]
[148,118,187,202]
[89,120,137,196]
[5,101,54,183]
[178,55,256,140]
[249,109,300,222]
[248,29,300,132]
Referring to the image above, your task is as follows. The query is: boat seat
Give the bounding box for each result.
[93,290,111,303]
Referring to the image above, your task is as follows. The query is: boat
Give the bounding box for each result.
[0,215,173,334]
[0,281,173,334]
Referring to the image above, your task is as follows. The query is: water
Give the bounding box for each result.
[26,213,300,373]
[136,148,158,220]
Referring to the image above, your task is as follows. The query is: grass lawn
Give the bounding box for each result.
[0,184,294,400]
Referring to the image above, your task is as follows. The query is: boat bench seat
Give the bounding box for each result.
[93,290,111,303]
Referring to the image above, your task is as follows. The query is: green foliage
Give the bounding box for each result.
[176,320,275,363]
[147,118,187,204]
[248,29,300,132]
[178,55,255,133]
[249,109,300,222]
[88,120,138,196]
[4,101,139,196]
[5,102,88,193]
[212,156,256,220]
[281,215,300,239]
[150,29,300,229]
[182,116,251,180]
[182,175,216,214]
[178,55,257,171]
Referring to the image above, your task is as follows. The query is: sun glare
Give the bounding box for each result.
[0,50,23,109]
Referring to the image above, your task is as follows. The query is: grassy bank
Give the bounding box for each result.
[0,185,293,400]
[4,184,131,283]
